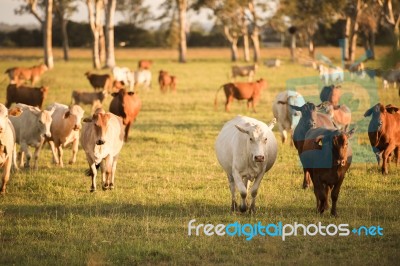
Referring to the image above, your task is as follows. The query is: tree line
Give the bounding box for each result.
[6,0,400,69]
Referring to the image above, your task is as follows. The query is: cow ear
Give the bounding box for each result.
[314,135,324,146]
[386,105,399,114]
[364,105,377,117]
[63,111,70,119]
[128,91,135,95]
[82,117,92,123]
[346,127,356,139]
[235,125,249,134]
[49,106,56,115]
[379,104,386,113]
[333,105,341,110]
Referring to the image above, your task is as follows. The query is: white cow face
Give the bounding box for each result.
[235,124,268,162]
[38,108,54,138]
[65,105,85,131]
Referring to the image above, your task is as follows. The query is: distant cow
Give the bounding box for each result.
[317,101,351,131]
[45,103,85,167]
[158,70,176,93]
[214,79,267,112]
[364,103,400,174]
[81,108,125,192]
[85,72,113,92]
[134,69,152,89]
[300,127,355,216]
[272,90,305,144]
[5,84,49,109]
[318,65,344,85]
[215,115,277,213]
[109,89,141,141]
[231,64,258,81]
[0,104,23,193]
[112,66,135,91]
[138,60,152,70]
[291,103,336,188]
[71,90,107,114]
[264,59,281,68]
[345,61,365,80]
[320,85,341,107]
[5,63,48,85]
[9,103,54,169]
[381,69,400,91]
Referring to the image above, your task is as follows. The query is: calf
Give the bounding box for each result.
[5,84,49,109]
[5,63,48,85]
[364,103,400,174]
[214,79,267,112]
[231,64,258,81]
[318,65,344,85]
[291,103,336,188]
[9,103,54,169]
[45,103,85,167]
[81,109,125,192]
[109,89,141,141]
[301,128,355,216]
[71,90,107,114]
[0,104,23,193]
[158,70,176,93]
[85,72,113,92]
[134,69,152,90]
[272,90,305,144]
[215,116,277,213]
[112,66,135,91]
[317,101,352,131]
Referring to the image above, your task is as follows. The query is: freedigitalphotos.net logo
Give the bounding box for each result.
[188,220,383,241]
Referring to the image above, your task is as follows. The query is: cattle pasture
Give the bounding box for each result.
[0,47,399,265]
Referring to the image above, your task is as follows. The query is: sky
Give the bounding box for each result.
[0,0,215,31]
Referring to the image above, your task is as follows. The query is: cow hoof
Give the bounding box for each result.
[239,205,247,213]
[102,185,109,191]
[231,201,237,212]
[109,183,114,190]
[90,188,96,193]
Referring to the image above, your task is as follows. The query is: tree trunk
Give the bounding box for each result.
[44,0,54,69]
[344,16,351,61]
[290,34,296,62]
[308,32,315,58]
[87,0,102,69]
[248,1,261,62]
[177,0,187,63]
[104,0,116,68]
[231,40,239,62]
[243,34,250,62]
[61,18,69,61]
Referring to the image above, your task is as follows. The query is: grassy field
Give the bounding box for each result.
[0,46,399,265]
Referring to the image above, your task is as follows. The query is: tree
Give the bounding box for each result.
[104,0,117,68]
[379,0,400,50]
[177,0,188,63]
[87,0,104,69]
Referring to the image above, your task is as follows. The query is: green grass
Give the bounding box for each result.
[0,47,399,265]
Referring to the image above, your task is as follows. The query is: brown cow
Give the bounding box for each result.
[364,103,400,174]
[301,127,355,216]
[109,89,141,142]
[85,72,113,92]
[5,84,49,109]
[320,85,341,107]
[158,70,177,93]
[317,101,352,131]
[138,60,152,70]
[5,63,48,85]
[214,79,267,112]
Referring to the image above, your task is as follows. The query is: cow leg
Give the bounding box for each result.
[18,151,25,168]
[324,184,331,211]
[0,159,12,194]
[227,174,237,212]
[49,141,60,165]
[33,140,44,169]
[278,123,286,143]
[20,142,31,168]
[56,146,64,168]
[69,139,79,165]
[232,169,247,212]
[101,160,108,191]
[330,180,344,217]
[109,157,118,190]
[382,144,396,175]
[225,96,233,112]
[249,173,265,214]
[124,122,131,142]
[302,168,311,189]
[88,162,98,193]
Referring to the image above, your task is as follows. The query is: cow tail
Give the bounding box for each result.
[84,163,100,176]
[214,85,223,110]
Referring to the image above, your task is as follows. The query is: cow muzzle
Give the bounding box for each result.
[44,133,51,138]
[254,155,265,162]
[96,139,105,145]
[337,159,346,166]
[73,125,81,131]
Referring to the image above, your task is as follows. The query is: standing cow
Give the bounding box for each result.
[112,66,135,92]
[215,116,277,213]
[9,103,54,169]
[45,103,85,167]
[231,64,258,81]
[5,63,48,85]
[214,79,267,113]
[5,84,49,109]
[109,89,141,141]
[272,90,305,144]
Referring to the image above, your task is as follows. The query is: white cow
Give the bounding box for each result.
[215,115,278,213]
[9,103,54,169]
[134,69,152,89]
[45,103,85,167]
[112,66,135,91]
[318,64,344,85]
[80,108,125,192]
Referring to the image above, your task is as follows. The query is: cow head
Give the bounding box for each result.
[111,89,135,123]
[287,92,305,128]
[39,63,48,73]
[64,105,84,131]
[316,101,334,118]
[235,123,268,163]
[290,102,317,129]
[364,103,385,134]
[92,112,112,146]
[37,107,55,138]
[0,105,22,135]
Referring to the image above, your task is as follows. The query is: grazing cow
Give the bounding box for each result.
[109,89,141,141]
[45,103,85,167]
[215,116,277,213]
[5,63,48,85]
[134,69,152,89]
[158,70,176,93]
[317,101,352,131]
[0,104,23,193]
[272,90,305,144]
[5,84,49,109]
[85,72,113,92]
[231,64,258,81]
[81,109,125,192]
[214,79,267,113]
[320,85,341,107]
[291,103,336,188]
[364,103,400,174]
[71,90,107,114]
[9,103,54,169]
[138,60,152,70]
[381,69,400,91]
[318,65,344,85]
[112,66,135,91]
[264,59,281,68]
[300,127,355,216]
